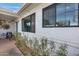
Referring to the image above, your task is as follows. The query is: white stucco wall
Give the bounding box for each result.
[0,22,16,34]
[17,3,79,55]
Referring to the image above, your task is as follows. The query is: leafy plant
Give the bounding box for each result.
[31,38,40,55]
[30,37,53,56]
[0,20,10,29]
[39,38,49,56]
[2,24,10,29]
[23,36,29,46]
[56,44,68,56]
[14,33,68,56]
[49,41,55,55]
[14,33,33,56]
[24,37,51,56]
[0,21,3,25]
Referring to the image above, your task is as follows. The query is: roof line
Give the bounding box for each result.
[0,8,18,17]
[0,3,32,18]
[0,8,16,14]
[0,3,26,15]
[17,3,32,15]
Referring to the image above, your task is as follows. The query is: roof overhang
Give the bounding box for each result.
[0,3,31,22]
[17,3,31,15]
[0,8,18,22]
[17,3,41,16]
[0,3,40,22]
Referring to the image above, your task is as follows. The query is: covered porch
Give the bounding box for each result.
[0,9,18,39]
[0,8,22,56]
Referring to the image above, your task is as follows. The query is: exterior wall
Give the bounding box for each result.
[17,3,79,55]
[8,22,16,33]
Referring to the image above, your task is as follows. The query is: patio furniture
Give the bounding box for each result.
[2,33,6,39]
[6,32,13,40]
[0,33,6,39]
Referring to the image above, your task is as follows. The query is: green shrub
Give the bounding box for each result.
[56,44,68,56]
[28,37,55,56]
[14,33,33,56]
[14,33,68,56]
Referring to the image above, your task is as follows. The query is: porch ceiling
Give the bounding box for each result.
[0,13,17,22]
[0,9,18,22]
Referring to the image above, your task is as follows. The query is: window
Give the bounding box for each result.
[56,4,66,26]
[22,13,35,33]
[43,3,79,27]
[66,4,78,26]
[43,4,56,27]
[16,22,18,32]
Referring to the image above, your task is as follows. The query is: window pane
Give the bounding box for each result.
[75,10,78,22]
[56,3,78,27]
[22,19,25,31]
[66,4,78,26]
[43,8,49,25]
[43,3,78,27]
[31,13,35,32]
[43,4,56,27]
[68,10,78,26]
[66,3,75,12]
[24,16,31,32]
[56,4,67,26]
[56,4,65,15]
[22,13,35,32]
[56,14,67,26]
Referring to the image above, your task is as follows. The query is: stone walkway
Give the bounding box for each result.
[0,39,22,56]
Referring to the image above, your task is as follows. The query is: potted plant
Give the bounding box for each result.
[2,23,10,30]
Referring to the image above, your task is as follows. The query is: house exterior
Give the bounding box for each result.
[17,3,79,55]
[0,3,79,55]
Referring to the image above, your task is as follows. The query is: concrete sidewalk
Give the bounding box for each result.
[0,39,23,56]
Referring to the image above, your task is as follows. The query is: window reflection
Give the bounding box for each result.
[22,13,35,32]
[56,3,78,27]
[43,3,78,27]
[43,4,56,27]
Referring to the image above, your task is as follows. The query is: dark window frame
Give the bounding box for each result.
[42,3,79,28]
[16,22,18,32]
[22,13,35,33]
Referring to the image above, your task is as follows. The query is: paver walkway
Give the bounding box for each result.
[0,39,22,56]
